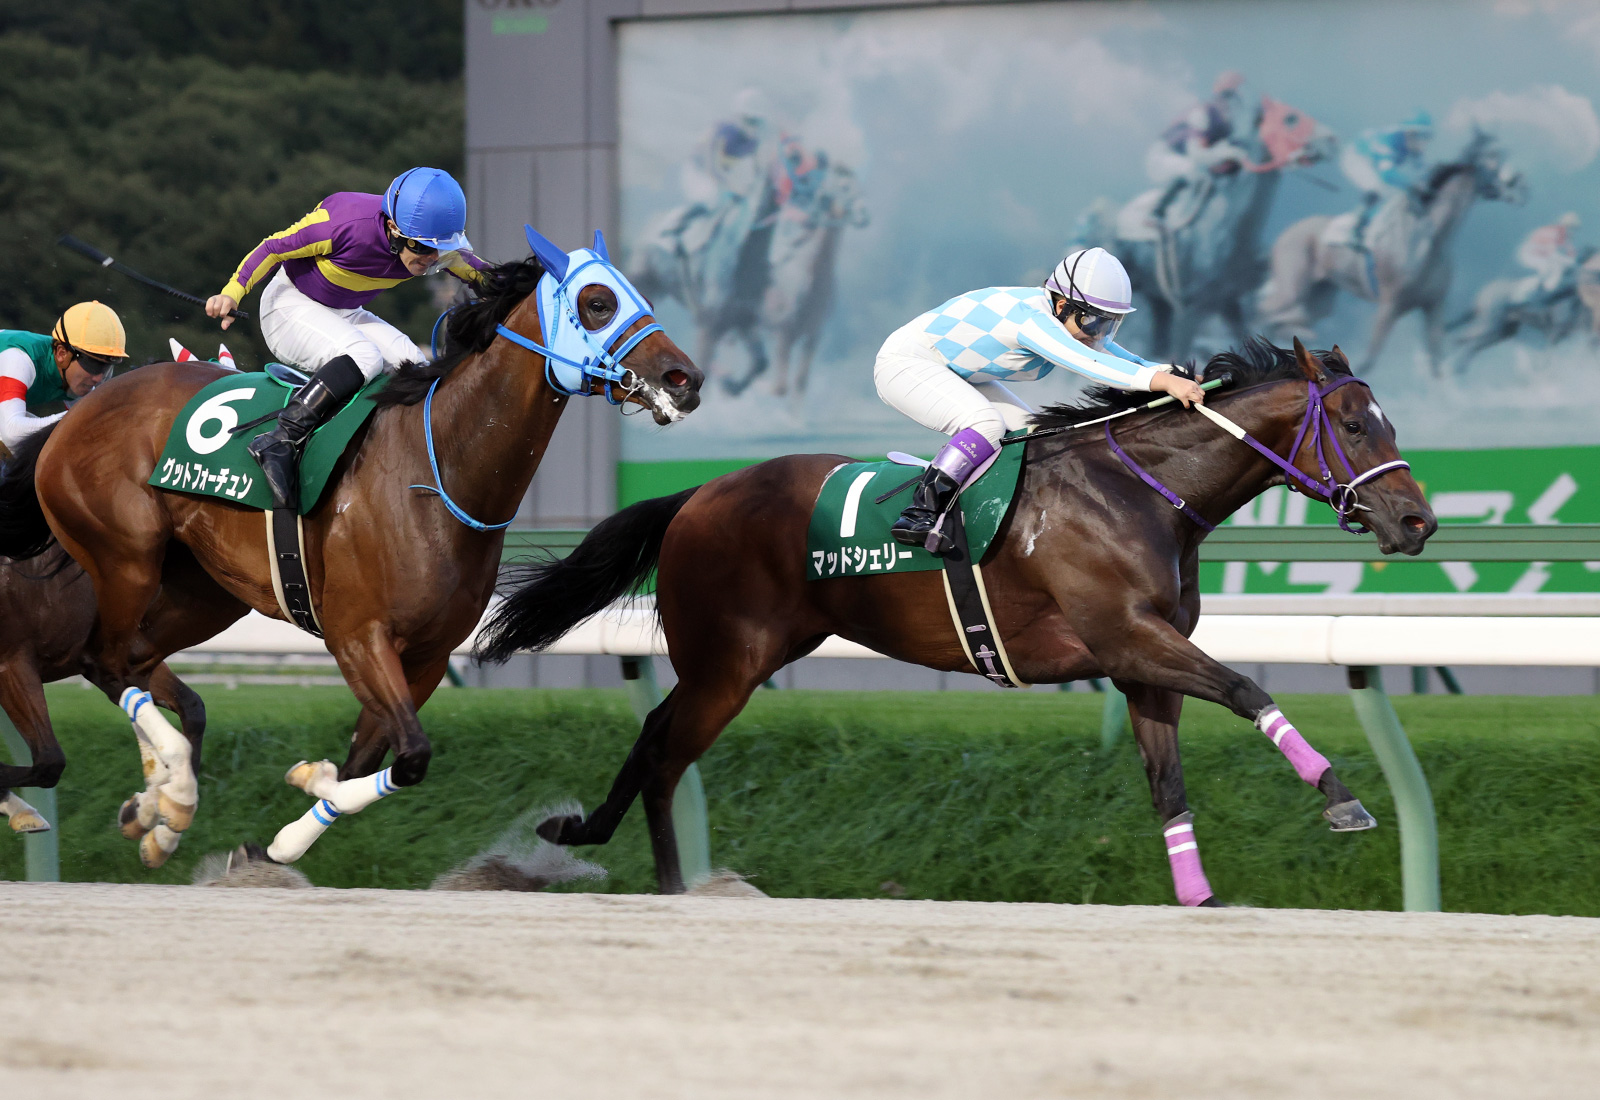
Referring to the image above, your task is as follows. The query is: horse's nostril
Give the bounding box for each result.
[1404,515,1427,533]
[663,369,690,388]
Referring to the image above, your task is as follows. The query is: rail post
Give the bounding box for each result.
[1346,666,1440,912]
[619,655,711,887]
[1095,680,1129,751]
[0,713,60,882]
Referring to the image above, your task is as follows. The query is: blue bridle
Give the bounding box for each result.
[411,226,666,532]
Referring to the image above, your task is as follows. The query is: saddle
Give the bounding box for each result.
[805,440,1029,688]
[149,366,388,636]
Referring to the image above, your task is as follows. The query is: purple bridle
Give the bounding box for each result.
[1106,375,1412,535]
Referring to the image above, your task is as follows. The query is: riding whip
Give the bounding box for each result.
[56,235,250,322]
[1002,375,1232,444]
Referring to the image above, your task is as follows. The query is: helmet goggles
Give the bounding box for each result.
[1069,306,1122,343]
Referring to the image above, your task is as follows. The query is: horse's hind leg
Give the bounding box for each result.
[1095,612,1374,833]
[0,662,63,833]
[1117,680,1217,907]
[541,674,759,894]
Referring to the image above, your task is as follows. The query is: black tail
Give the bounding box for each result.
[0,422,61,561]
[473,488,698,664]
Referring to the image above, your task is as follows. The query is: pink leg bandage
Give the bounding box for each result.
[1257,707,1331,787]
[1163,812,1213,906]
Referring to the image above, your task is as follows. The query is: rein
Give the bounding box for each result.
[1105,375,1410,536]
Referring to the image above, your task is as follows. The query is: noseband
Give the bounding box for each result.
[1109,375,1410,535]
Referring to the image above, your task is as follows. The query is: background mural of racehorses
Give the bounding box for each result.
[1446,245,1596,373]
[1080,96,1335,362]
[630,156,867,397]
[1258,131,1526,375]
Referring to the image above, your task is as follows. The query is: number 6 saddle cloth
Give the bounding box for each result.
[149,370,389,515]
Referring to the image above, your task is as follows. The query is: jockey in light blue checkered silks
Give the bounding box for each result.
[874,247,1204,555]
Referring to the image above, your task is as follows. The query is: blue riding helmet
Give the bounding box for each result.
[383,167,471,253]
[498,225,663,403]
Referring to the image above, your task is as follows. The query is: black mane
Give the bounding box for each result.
[1030,337,1349,431]
[373,256,546,408]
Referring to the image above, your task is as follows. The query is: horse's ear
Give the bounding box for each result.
[592,230,610,262]
[1326,344,1351,371]
[523,225,569,281]
[1292,336,1328,384]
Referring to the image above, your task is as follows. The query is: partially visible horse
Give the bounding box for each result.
[632,156,867,397]
[765,162,869,398]
[1258,131,1525,375]
[0,235,702,868]
[1446,247,1594,373]
[1082,96,1334,362]
[0,547,206,836]
[477,339,1436,902]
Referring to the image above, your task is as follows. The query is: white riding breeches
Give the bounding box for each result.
[258,270,425,383]
[874,327,1034,447]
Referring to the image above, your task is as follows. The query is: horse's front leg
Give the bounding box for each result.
[1115,680,1218,907]
[267,632,432,863]
[1094,613,1375,832]
[0,662,62,834]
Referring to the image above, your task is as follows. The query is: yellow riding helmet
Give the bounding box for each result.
[53,301,127,360]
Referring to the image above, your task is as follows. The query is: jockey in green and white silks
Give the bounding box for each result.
[875,247,1205,554]
[0,301,127,454]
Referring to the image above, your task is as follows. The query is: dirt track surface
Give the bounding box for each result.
[3,883,1597,1098]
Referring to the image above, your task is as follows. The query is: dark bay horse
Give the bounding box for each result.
[477,339,1436,901]
[0,548,205,835]
[0,246,702,867]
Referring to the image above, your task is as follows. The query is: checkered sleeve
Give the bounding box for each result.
[1104,340,1164,370]
[1016,316,1160,390]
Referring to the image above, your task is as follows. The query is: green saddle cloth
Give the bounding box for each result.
[149,371,389,514]
[806,435,1026,580]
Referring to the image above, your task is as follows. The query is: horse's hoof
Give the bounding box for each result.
[284,759,336,796]
[535,813,584,846]
[139,825,181,868]
[8,809,50,834]
[1197,895,1225,908]
[157,790,196,832]
[118,792,157,840]
[1325,799,1378,832]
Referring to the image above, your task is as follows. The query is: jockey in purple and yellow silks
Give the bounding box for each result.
[205,167,490,510]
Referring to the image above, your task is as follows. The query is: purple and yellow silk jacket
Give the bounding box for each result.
[221,192,488,310]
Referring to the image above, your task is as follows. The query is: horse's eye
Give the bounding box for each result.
[1343,420,1363,435]
[589,299,611,313]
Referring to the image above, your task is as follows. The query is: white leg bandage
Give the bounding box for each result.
[120,688,197,810]
[269,763,401,863]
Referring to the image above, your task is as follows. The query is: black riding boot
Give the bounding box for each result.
[891,464,962,554]
[247,355,365,511]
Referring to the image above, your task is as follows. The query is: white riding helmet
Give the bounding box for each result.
[1045,248,1137,315]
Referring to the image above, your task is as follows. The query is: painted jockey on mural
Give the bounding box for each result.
[1146,71,1249,229]
[205,167,487,509]
[1515,212,1581,307]
[876,247,1204,553]
[1341,111,1433,257]
[0,302,126,457]
[632,90,867,395]
[1449,211,1589,372]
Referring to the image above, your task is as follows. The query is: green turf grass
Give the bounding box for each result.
[3,686,1596,914]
